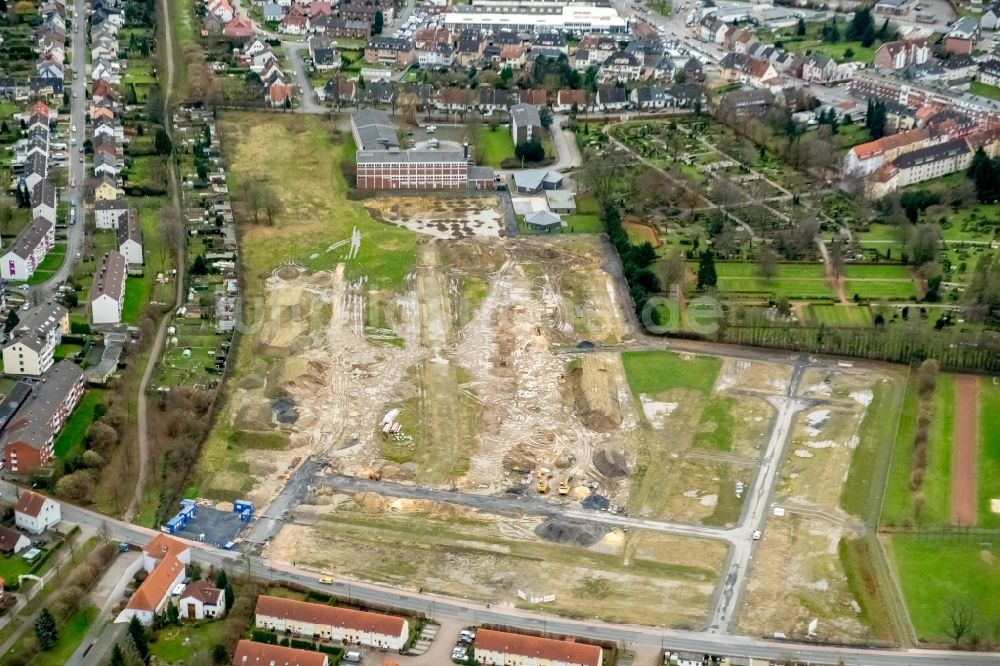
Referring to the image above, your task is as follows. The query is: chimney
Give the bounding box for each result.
[463,142,469,159]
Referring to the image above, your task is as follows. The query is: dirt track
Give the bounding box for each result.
[951,375,979,526]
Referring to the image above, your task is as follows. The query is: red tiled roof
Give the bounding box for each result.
[127,555,184,611]
[182,579,224,605]
[254,596,406,637]
[232,640,328,666]
[14,490,49,517]
[144,534,189,562]
[474,629,602,666]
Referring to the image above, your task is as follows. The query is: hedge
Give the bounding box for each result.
[252,630,278,644]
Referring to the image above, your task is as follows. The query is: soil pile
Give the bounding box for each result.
[534,519,608,546]
[593,447,629,478]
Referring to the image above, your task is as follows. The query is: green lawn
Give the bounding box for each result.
[978,381,1000,529]
[882,377,920,527]
[716,277,835,300]
[714,262,827,278]
[841,378,902,518]
[478,127,516,168]
[31,606,98,666]
[844,279,916,301]
[842,265,912,280]
[921,375,956,526]
[891,537,1000,644]
[150,618,228,664]
[971,81,1000,101]
[25,243,68,286]
[620,350,721,396]
[0,552,33,582]
[54,343,84,361]
[121,276,152,324]
[563,192,602,233]
[808,304,873,327]
[53,390,103,458]
[693,396,735,451]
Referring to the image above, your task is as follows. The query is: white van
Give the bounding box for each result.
[343,652,362,663]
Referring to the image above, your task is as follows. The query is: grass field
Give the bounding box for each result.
[971,81,1000,101]
[881,374,956,527]
[151,617,227,663]
[121,276,151,324]
[53,390,104,459]
[978,381,1000,529]
[30,606,98,666]
[217,113,418,298]
[841,378,903,518]
[693,396,735,451]
[620,350,721,396]
[809,304,873,327]
[842,265,913,280]
[891,537,1000,644]
[478,127,516,168]
[563,193,602,233]
[844,278,916,301]
[24,242,67,285]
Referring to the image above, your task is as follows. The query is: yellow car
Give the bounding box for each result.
[318,576,334,584]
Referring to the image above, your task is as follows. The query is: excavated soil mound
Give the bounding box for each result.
[503,442,541,472]
[593,447,629,478]
[568,356,622,432]
[534,519,609,547]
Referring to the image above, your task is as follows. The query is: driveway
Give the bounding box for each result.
[359,619,465,665]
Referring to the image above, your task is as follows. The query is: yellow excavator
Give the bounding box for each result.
[558,478,570,495]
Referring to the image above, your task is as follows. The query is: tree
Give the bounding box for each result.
[86,421,118,455]
[34,608,58,651]
[659,250,686,291]
[212,644,228,664]
[224,583,235,611]
[944,599,976,647]
[127,615,149,662]
[878,18,890,39]
[4,309,19,334]
[191,255,209,275]
[539,106,553,130]
[967,147,1000,203]
[55,470,95,503]
[860,22,876,48]
[154,128,172,156]
[109,643,126,666]
[696,250,718,290]
[372,10,383,35]
[756,246,779,280]
[796,17,806,36]
[214,568,229,590]
[166,601,180,625]
[514,138,545,162]
[846,7,873,41]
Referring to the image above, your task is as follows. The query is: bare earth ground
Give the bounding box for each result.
[952,375,978,526]
[266,492,726,628]
[739,366,889,642]
[366,195,505,239]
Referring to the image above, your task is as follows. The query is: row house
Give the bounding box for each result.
[866,137,977,197]
[1,303,69,377]
[0,361,85,473]
[254,596,409,650]
[313,17,370,40]
[980,59,1000,87]
[1,217,56,282]
[598,51,643,83]
[801,53,854,85]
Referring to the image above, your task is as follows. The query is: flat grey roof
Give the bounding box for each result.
[357,149,467,164]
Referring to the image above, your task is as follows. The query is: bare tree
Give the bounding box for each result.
[756,245,779,281]
[262,185,284,227]
[944,599,976,647]
[659,250,686,292]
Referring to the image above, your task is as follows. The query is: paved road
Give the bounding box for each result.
[36,0,88,294]
[1,480,996,666]
[68,550,140,665]
[282,41,326,114]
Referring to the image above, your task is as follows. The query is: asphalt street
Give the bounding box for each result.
[36,0,89,294]
[2,479,996,666]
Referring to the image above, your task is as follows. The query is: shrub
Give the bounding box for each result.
[251,630,278,644]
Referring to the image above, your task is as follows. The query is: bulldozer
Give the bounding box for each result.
[558,478,570,495]
[537,478,549,493]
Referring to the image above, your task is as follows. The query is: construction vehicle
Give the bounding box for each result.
[537,478,549,493]
[558,479,570,495]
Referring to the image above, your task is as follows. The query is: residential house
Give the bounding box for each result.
[179,579,226,620]
[364,37,415,68]
[320,18,370,40]
[477,87,513,114]
[545,189,576,214]
[279,7,309,35]
[31,179,57,224]
[731,28,757,55]
[499,44,527,69]
[254,596,409,650]
[95,198,128,230]
[598,51,643,83]
[418,42,454,67]
[979,59,1000,87]
[944,17,979,55]
[518,89,547,107]
[873,39,929,71]
[510,104,542,145]
[842,127,931,177]
[231,641,329,666]
[93,175,123,201]
[512,169,562,194]
[208,0,234,22]
[533,33,567,54]
[436,87,472,113]
[116,535,191,625]
[717,89,776,119]
[313,47,340,71]
[554,88,587,113]
[596,86,628,111]
[94,152,120,179]
[223,14,254,40]
[14,491,62,533]
[89,251,128,325]
[474,629,602,666]
[982,3,1000,31]
[2,302,69,377]
[1,361,84,474]
[322,78,356,105]
[526,210,562,232]
[23,153,48,190]
[802,53,851,85]
[0,526,31,554]
[867,137,974,196]
[261,2,283,22]
[874,0,910,15]
[117,210,143,265]
[631,85,671,110]
[414,27,450,52]
[1,217,55,281]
